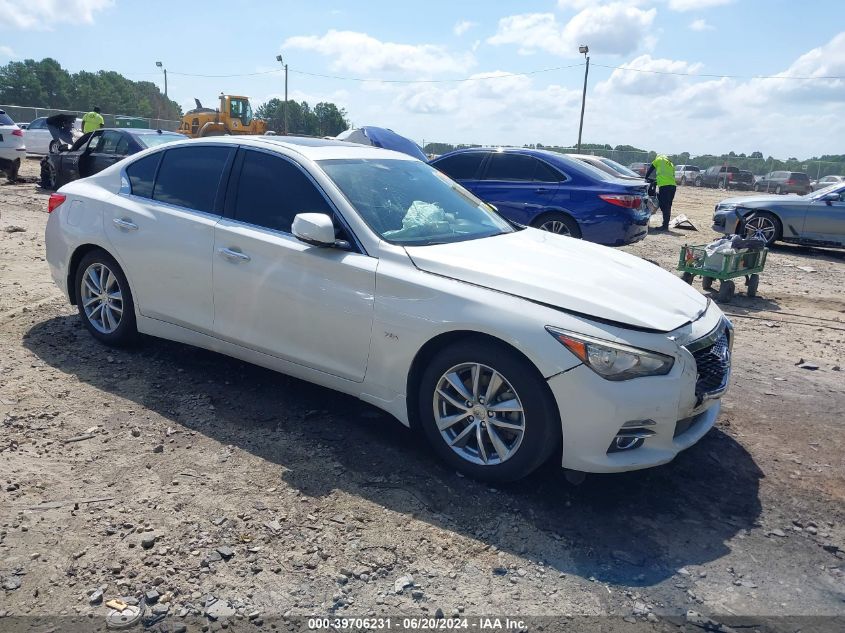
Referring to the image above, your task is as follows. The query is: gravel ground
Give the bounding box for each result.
[1,158,843,631]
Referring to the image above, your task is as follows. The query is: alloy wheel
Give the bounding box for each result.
[432,362,526,466]
[744,216,777,244]
[80,262,124,334]
[539,219,571,236]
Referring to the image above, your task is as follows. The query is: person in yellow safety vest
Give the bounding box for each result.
[81,107,104,134]
[645,154,676,231]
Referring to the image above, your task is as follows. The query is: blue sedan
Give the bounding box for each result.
[431,148,651,246]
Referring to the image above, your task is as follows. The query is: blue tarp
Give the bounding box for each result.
[336,126,427,161]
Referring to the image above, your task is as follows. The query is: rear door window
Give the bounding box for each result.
[152,146,233,213]
[483,153,547,181]
[791,173,809,182]
[125,152,162,199]
[0,112,14,125]
[232,149,333,234]
[100,131,122,154]
[433,152,486,180]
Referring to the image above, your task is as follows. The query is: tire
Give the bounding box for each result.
[746,274,759,298]
[40,159,57,190]
[742,211,781,247]
[694,177,702,187]
[681,272,694,284]
[754,184,761,192]
[775,185,783,195]
[48,139,62,154]
[532,212,581,239]
[702,276,714,291]
[74,249,138,347]
[418,339,561,483]
[716,280,735,302]
[6,158,19,183]
[680,176,687,186]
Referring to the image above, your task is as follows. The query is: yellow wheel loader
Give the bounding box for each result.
[178,94,267,138]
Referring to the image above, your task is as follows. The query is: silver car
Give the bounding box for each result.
[712,183,845,248]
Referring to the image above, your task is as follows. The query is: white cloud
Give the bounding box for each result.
[488,4,657,57]
[453,20,476,36]
[669,0,733,11]
[282,30,475,75]
[556,0,593,9]
[0,0,113,29]
[689,18,714,31]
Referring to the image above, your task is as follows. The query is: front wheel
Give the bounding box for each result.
[533,212,581,238]
[419,340,560,482]
[742,211,781,246]
[40,159,57,190]
[775,185,783,195]
[75,249,138,346]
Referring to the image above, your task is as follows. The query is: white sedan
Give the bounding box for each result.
[45,136,732,481]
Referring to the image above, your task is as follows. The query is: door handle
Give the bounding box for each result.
[218,247,251,262]
[112,218,138,231]
[535,187,552,193]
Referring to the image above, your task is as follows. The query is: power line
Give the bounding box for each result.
[123,62,844,83]
[592,62,844,81]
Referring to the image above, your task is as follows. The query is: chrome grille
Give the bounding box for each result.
[686,318,732,402]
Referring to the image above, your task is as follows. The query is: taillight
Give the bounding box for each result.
[12,129,23,137]
[727,173,734,181]
[47,193,66,213]
[786,179,796,185]
[599,194,642,209]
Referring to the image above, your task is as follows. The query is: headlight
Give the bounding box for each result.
[716,203,737,212]
[546,327,674,381]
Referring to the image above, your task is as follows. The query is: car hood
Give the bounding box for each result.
[717,194,806,208]
[405,229,707,332]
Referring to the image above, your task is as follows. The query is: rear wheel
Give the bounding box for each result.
[754,183,762,192]
[702,276,714,291]
[775,185,783,195]
[533,212,581,238]
[681,272,694,284]
[75,249,138,347]
[419,340,560,482]
[694,177,702,187]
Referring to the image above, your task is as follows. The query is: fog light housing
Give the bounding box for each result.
[607,420,655,454]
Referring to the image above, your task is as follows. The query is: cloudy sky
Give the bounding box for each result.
[1,0,843,158]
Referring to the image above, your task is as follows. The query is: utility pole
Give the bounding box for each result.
[276,54,288,135]
[576,45,590,153]
[155,61,167,99]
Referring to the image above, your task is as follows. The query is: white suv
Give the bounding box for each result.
[675,164,701,186]
[0,109,26,181]
[45,137,732,481]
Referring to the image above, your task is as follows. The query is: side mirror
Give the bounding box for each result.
[292,213,337,247]
[819,192,840,204]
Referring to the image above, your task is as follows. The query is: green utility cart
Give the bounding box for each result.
[677,243,768,302]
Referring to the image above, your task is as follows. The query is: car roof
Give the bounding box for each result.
[135,135,419,162]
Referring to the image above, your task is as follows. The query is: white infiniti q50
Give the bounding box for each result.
[45,136,732,481]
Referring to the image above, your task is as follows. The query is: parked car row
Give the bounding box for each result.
[753,171,811,195]
[46,136,732,481]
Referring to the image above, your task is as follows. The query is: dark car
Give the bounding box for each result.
[628,162,649,177]
[753,170,811,195]
[712,182,845,248]
[431,148,650,246]
[696,165,754,190]
[40,128,185,190]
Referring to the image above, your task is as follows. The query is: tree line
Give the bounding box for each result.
[255,98,349,137]
[0,58,351,136]
[0,58,182,120]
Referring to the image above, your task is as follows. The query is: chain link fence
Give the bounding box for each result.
[0,104,180,132]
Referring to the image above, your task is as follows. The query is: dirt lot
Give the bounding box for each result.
[1,158,844,630]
